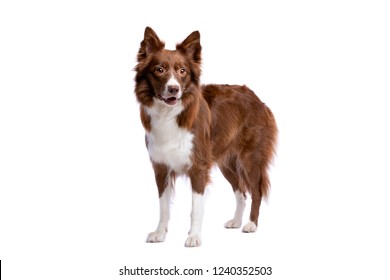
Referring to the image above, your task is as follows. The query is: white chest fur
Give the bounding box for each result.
[145,101,194,173]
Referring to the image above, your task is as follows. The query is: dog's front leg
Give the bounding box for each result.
[184,191,204,247]
[185,169,208,247]
[146,163,174,243]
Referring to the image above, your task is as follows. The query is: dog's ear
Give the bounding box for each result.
[176,31,201,64]
[137,27,165,62]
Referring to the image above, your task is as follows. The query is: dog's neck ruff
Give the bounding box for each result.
[145,101,194,173]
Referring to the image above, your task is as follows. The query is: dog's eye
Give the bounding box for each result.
[179,68,186,75]
[155,67,164,74]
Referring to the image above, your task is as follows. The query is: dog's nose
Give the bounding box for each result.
[168,85,179,95]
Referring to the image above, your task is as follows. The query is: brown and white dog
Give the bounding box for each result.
[134,27,277,247]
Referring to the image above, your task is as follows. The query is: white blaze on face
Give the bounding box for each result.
[164,74,182,99]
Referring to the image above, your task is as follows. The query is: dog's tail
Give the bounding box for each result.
[259,105,278,199]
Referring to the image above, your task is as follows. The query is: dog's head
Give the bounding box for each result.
[135,27,202,107]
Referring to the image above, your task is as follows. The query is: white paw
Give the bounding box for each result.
[242,221,257,233]
[224,219,242,228]
[146,230,166,243]
[185,234,202,247]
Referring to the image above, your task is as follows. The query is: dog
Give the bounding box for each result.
[134,27,277,247]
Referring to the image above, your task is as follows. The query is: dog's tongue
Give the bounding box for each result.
[164,97,178,105]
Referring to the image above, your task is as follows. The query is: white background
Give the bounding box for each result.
[1,0,390,279]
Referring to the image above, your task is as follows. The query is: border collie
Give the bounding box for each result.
[134,27,277,247]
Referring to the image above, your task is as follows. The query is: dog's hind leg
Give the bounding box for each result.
[219,156,247,229]
[225,190,246,229]
[241,162,270,233]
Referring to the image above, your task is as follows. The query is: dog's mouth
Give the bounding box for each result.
[159,96,180,106]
